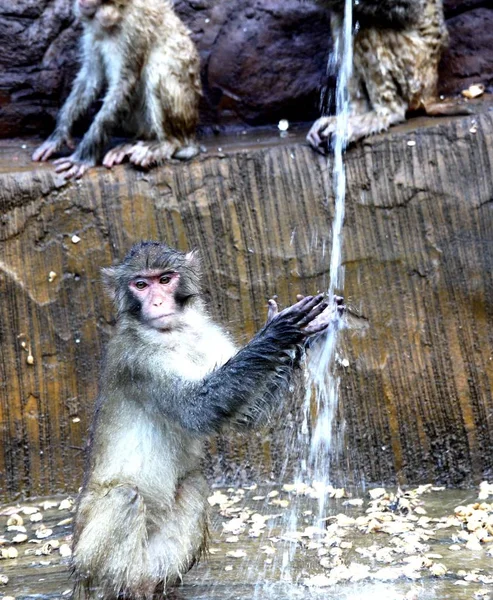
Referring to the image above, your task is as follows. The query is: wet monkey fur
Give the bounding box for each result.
[73,242,339,598]
[308,0,459,150]
[32,0,201,180]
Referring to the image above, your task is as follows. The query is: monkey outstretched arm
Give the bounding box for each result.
[111,295,329,435]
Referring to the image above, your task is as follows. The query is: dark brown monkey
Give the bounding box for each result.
[73,242,338,598]
[32,0,201,179]
[308,0,459,150]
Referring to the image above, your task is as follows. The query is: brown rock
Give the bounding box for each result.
[439,7,493,96]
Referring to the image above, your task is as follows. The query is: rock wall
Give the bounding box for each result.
[1,109,492,498]
[0,0,491,137]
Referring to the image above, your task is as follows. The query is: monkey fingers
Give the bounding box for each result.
[103,143,135,168]
[295,295,330,329]
[306,116,337,154]
[129,141,176,168]
[304,295,346,335]
[32,136,72,162]
[266,298,279,324]
[54,156,92,180]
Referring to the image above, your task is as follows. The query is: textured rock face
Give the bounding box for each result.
[0,0,491,137]
[1,109,493,497]
[440,6,493,95]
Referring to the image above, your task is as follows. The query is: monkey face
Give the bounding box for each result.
[76,0,126,28]
[128,271,183,330]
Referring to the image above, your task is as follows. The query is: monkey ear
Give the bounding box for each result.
[185,250,200,271]
[101,266,118,299]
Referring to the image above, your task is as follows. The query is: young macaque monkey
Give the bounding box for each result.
[308,0,462,151]
[32,0,201,180]
[73,241,341,598]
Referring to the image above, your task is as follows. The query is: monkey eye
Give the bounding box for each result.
[134,280,148,290]
[160,274,172,285]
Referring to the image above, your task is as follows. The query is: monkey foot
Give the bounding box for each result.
[32,135,75,162]
[102,143,136,168]
[128,141,178,168]
[306,116,337,155]
[53,156,93,180]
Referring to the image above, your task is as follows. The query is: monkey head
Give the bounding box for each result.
[75,0,128,29]
[102,242,202,330]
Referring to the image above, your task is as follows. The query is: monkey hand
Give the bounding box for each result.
[301,294,345,335]
[306,116,338,155]
[266,294,331,345]
[53,154,95,180]
[32,133,76,162]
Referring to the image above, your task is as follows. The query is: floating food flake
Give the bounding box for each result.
[429,562,447,576]
[278,119,289,132]
[59,498,75,511]
[59,544,72,557]
[226,549,246,559]
[30,513,43,523]
[35,527,53,539]
[48,271,57,283]
[6,515,23,527]
[71,235,81,244]
[1,547,19,559]
[461,83,485,99]
[208,491,229,507]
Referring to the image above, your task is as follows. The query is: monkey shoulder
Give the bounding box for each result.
[161,314,237,379]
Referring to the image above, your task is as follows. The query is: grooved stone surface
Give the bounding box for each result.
[0,110,493,498]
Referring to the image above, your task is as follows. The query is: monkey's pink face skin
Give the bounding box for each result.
[129,272,181,329]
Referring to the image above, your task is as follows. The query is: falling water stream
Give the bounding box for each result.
[250,0,355,595]
[302,0,353,506]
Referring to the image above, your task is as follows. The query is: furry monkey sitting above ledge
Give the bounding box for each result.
[308,0,467,152]
[72,241,343,598]
[33,0,201,180]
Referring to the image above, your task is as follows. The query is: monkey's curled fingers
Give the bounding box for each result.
[54,156,93,180]
[103,144,135,168]
[266,298,279,324]
[273,294,329,336]
[306,116,337,154]
[303,294,345,335]
[32,135,75,162]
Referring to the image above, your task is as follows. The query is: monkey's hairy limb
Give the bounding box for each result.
[309,0,449,152]
[73,242,329,598]
[33,0,201,180]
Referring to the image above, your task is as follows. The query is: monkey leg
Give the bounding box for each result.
[73,484,155,599]
[146,473,209,590]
